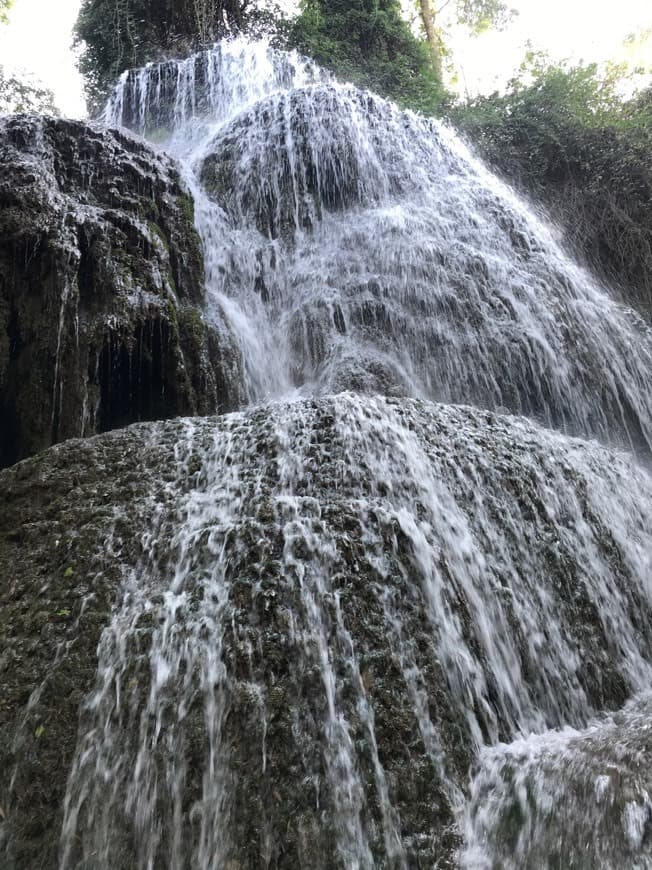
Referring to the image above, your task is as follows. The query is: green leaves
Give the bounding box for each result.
[290,0,446,113]
[0,0,14,25]
[450,60,652,317]
[454,0,516,33]
[74,0,252,110]
[0,65,58,115]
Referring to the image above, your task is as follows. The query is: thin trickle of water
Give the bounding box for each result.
[60,418,259,868]
[0,116,80,440]
[49,38,652,868]
[273,414,376,867]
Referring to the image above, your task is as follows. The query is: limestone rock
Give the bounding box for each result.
[2,395,651,868]
[0,115,243,469]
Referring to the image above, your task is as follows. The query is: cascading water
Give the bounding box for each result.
[103,39,652,452]
[46,37,652,868]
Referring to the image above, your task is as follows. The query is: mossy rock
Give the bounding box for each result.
[0,115,242,470]
[2,395,652,867]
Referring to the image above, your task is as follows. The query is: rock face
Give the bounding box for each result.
[1,395,652,868]
[200,85,396,238]
[102,40,322,138]
[2,41,652,870]
[0,426,162,867]
[0,115,243,469]
[463,692,652,869]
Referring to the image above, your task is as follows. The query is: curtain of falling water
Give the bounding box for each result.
[104,39,652,454]
[54,38,652,869]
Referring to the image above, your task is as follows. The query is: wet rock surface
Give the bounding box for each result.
[0,115,243,470]
[1,395,651,868]
[104,42,322,139]
[196,80,652,454]
[463,693,652,869]
[0,424,169,867]
[200,85,400,238]
[2,41,652,870]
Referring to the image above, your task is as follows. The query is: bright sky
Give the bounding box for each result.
[0,0,86,116]
[0,0,650,117]
[450,0,652,97]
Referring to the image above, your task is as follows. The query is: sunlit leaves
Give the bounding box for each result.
[0,0,13,25]
[291,0,446,112]
[453,0,515,33]
[0,65,58,114]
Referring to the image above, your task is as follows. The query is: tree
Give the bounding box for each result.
[0,66,58,114]
[415,0,515,81]
[416,0,442,80]
[74,0,253,110]
[0,0,58,114]
[621,27,652,75]
[450,58,652,316]
[290,0,445,113]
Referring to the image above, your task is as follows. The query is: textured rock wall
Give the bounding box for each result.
[2,397,651,868]
[0,116,243,469]
[0,427,163,867]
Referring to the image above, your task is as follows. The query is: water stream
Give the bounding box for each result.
[57,38,652,867]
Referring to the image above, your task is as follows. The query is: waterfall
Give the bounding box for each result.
[104,38,652,454]
[53,38,652,867]
[462,691,652,869]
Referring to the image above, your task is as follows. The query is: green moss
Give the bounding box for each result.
[289,0,447,115]
[147,220,170,252]
[165,297,181,339]
[201,157,234,202]
[178,305,205,339]
[178,192,195,226]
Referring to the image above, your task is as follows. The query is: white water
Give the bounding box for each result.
[462,691,652,869]
[105,38,652,453]
[58,395,652,868]
[56,38,652,867]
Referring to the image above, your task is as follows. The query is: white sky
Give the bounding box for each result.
[449,0,651,97]
[0,0,85,115]
[0,0,650,117]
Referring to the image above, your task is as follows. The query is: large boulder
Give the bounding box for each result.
[0,115,243,469]
[1,394,651,868]
[200,84,414,238]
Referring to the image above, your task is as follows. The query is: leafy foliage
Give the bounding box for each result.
[0,0,13,25]
[0,66,58,114]
[74,0,254,111]
[451,60,652,315]
[0,0,57,114]
[453,0,514,33]
[290,0,446,113]
[411,0,515,85]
